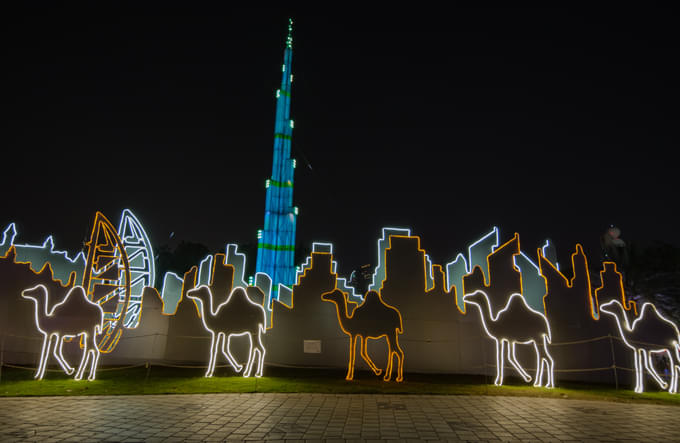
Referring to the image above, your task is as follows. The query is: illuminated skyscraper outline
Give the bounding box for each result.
[256,18,297,298]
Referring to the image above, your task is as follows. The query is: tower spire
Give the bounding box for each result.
[256,19,297,297]
[287,17,293,49]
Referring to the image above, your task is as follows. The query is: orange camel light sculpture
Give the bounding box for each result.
[321,289,404,382]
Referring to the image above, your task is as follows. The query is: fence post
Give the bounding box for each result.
[0,335,4,383]
[480,331,490,391]
[608,334,618,390]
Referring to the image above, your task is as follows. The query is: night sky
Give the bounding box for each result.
[5,6,679,275]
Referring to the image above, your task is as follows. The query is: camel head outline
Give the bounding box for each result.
[21,284,104,381]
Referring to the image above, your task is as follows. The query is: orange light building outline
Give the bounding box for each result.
[153,265,199,317]
[593,261,637,317]
[382,234,429,293]
[538,244,598,320]
[267,250,357,330]
[462,233,526,311]
[1,245,78,289]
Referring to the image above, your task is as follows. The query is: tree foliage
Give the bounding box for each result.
[154,241,211,287]
[627,242,680,324]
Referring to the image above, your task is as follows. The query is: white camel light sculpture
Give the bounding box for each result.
[600,299,680,394]
[186,285,266,378]
[21,284,104,381]
[463,290,554,387]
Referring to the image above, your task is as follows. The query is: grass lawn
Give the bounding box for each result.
[1,364,679,407]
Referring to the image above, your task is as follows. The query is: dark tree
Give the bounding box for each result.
[154,241,211,287]
[627,242,680,325]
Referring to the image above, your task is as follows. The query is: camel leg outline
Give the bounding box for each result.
[671,345,680,394]
[392,331,404,382]
[252,326,266,378]
[494,339,505,386]
[74,332,91,381]
[88,330,101,381]
[222,334,244,373]
[383,337,394,382]
[507,342,531,383]
[205,332,220,377]
[241,334,256,378]
[672,355,679,395]
[531,338,554,388]
[53,335,74,375]
[247,327,265,378]
[634,349,645,393]
[83,325,102,381]
[542,335,555,388]
[85,348,97,381]
[74,331,100,381]
[250,348,263,378]
[35,333,56,380]
[249,346,264,378]
[359,337,382,376]
[657,349,677,394]
[532,342,544,387]
[633,349,642,393]
[644,351,668,390]
[346,335,358,380]
[87,325,102,381]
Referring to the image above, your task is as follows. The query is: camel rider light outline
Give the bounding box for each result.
[322,289,404,382]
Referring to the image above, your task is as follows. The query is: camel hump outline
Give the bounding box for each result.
[362,290,403,334]
[321,288,404,382]
[21,284,104,381]
[600,299,680,393]
[463,290,554,388]
[186,285,266,377]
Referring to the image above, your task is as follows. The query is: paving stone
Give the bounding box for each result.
[1,393,679,441]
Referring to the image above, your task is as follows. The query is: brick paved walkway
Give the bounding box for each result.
[1,393,678,442]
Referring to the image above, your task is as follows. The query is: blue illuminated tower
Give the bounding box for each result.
[256,18,297,296]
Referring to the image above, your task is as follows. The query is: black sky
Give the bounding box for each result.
[4,5,679,275]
